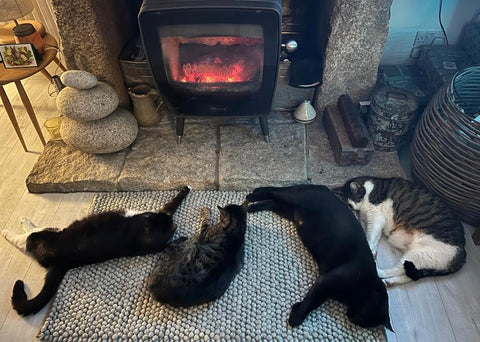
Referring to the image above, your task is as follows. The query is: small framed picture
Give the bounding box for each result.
[0,43,39,68]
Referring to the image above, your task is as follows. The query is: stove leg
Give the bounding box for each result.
[259,116,270,143]
[176,117,185,144]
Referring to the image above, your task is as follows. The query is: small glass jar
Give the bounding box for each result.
[44,117,62,140]
[13,23,44,54]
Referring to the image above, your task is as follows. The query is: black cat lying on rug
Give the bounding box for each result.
[247,185,392,330]
[2,186,190,316]
[148,200,248,307]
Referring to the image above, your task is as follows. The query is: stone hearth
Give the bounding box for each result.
[27,110,405,192]
[30,0,402,193]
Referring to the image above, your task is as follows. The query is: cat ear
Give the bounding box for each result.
[349,182,362,194]
[217,206,231,225]
[217,206,227,218]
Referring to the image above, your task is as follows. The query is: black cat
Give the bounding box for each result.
[148,201,248,307]
[2,186,191,316]
[247,185,392,330]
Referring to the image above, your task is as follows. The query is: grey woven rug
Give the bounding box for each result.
[38,191,386,342]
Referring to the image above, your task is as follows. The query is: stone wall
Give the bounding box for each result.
[52,0,135,106]
[52,0,392,111]
[315,0,393,111]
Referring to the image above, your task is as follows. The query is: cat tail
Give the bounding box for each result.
[403,248,466,281]
[12,267,67,316]
[161,186,191,215]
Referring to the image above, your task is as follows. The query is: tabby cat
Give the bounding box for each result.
[336,176,466,286]
[2,186,190,316]
[147,200,248,307]
[247,185,392,330]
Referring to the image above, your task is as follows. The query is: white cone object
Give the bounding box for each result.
[294,100,317,124]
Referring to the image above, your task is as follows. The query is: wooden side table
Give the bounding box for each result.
[0,33,66,152]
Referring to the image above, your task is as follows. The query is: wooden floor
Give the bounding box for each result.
[0,75,479,342]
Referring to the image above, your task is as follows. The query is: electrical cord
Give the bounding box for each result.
[439,0,449,45]
[43,43,65,98]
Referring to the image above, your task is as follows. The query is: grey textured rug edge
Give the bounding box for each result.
[37,191,387,342]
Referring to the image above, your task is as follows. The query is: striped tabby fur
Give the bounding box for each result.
[337,177,466,286]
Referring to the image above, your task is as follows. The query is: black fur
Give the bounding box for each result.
[11,186,190,316]
[147,201,248,307]
[246,185,392,330]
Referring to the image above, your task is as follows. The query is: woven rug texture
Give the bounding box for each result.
[38,190,386,342]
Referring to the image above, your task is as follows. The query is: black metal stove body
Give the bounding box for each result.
[138,0,281,142]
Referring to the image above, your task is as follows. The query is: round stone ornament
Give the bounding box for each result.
[60,70,98,89]
[56,81,119,122]
[60,107,138,154]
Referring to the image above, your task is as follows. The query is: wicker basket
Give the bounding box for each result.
[411,66,480,225]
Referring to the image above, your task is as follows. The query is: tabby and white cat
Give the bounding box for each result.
[336,177,466,286]
[148,201,248,307]
[2,186,190,316]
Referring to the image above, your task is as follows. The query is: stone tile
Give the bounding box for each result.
[218,123,308,190]
[306,118,406,188]
[26,141,126,193]
[268,111,298,124]
[119,125,217,191]
[271,76,315,112]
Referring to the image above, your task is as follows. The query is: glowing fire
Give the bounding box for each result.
[161,36,264,85]
[179,58,248,83]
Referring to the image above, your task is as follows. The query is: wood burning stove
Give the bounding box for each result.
[138,0,281,142]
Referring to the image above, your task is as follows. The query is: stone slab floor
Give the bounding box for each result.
[27,110,405,193]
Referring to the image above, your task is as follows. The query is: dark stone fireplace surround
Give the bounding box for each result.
[51,0,392,112]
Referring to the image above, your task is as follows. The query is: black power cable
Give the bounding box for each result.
[439,0,449,45]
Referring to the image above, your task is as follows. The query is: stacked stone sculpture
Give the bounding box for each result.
[57,70,138,154]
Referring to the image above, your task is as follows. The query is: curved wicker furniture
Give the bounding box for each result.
[411,66,480,225]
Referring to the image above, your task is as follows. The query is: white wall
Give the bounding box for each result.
[381,0,480,65]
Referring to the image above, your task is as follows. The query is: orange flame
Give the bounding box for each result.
[179,58,248,83]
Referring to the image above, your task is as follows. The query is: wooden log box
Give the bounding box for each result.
[337,94,369,147]
[323,102,374,166]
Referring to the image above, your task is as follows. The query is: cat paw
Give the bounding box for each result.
[2,230,28,251]
[124,209,141,217]
[377,268,387,279]
[180,185,192,193]
[1,229,14,241]
[288,302,306,327]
